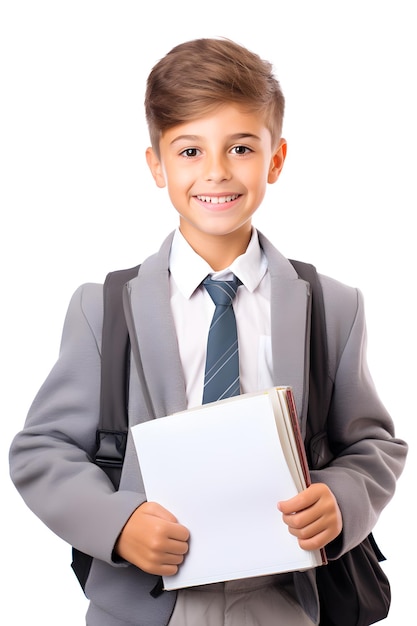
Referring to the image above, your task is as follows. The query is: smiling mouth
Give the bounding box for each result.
[196,194,240,204]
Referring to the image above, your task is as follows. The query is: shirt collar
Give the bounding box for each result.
[169,227,268,299]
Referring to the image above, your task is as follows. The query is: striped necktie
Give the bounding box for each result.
[202,274,241,404]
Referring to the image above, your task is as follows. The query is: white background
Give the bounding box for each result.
[1,1,415,623]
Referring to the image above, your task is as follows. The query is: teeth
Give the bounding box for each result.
[197,194,239,204]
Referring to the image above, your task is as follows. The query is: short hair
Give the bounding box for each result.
[145,38,285,155]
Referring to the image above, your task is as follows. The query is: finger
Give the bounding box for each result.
[138,538,188,573]
[164,536,190,557]
[278,492,315,515]
[156,549,187,566]
[298,530,329,552]
[166,521,190,543]
[282,507,319,530]
[285,515,323,538]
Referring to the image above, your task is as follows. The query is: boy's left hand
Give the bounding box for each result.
[278,483,343,551]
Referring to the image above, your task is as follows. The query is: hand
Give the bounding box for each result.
[115,501,190,576]
[278,483,343,551]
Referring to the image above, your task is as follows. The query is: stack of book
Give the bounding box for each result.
[131,386,326,590]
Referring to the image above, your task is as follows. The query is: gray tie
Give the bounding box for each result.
[202,274,241,404]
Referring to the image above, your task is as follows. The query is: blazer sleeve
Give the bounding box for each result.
[9,283,145,564]
[309,274,408,558]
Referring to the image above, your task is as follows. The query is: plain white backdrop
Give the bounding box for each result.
[1,1,415,623]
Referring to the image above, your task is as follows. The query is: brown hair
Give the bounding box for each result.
[145,38,285,155]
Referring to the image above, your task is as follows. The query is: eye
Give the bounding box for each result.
[180,148,200,158]
[231,145,253,155]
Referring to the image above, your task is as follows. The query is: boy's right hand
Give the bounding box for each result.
[115,501,190,576]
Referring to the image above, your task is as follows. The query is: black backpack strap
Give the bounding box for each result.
[94,265,141,488]
[72,265,140,591]
[289,263,388,624]
[289,260,333,468]
[97,263,163,599]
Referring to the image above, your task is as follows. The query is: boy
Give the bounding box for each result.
[9,38,407,625]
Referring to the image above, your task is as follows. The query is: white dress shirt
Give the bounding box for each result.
[169,227,274,409]
[167,229,313,625]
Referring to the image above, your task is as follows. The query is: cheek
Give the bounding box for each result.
[165,176,191,207]
[166,168,193,194]
[246,166,268,196]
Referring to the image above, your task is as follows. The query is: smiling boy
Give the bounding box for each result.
[9,38,407,625]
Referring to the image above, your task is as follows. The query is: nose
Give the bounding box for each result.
[203,152,231,183]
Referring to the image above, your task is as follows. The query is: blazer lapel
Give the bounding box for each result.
[126,232,187,419]
[259,232,311,436]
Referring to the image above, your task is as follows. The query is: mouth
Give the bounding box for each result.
[195,194,241,204]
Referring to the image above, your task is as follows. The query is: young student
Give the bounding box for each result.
[9,37,407,626]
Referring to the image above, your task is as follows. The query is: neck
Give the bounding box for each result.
[180,227,252,271]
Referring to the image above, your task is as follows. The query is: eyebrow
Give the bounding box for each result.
[170,132,262,146]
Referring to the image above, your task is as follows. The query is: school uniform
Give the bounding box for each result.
[9,229,407,625]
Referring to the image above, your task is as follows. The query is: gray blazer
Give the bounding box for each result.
[9,231,407,625]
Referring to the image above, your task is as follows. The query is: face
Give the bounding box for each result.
[146,103,286,252]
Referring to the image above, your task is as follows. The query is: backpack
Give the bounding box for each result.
[71,260,390,625]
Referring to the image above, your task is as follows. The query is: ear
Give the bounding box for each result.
[146,147,166,188]
[268,138,287,184]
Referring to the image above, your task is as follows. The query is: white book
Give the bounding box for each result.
[131,387,326,590]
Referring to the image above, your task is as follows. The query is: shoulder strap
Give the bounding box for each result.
[71,265,141,590]
[94,265,140,487]
[289,260,333,468]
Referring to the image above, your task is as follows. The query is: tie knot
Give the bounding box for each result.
[203,274,241,307]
